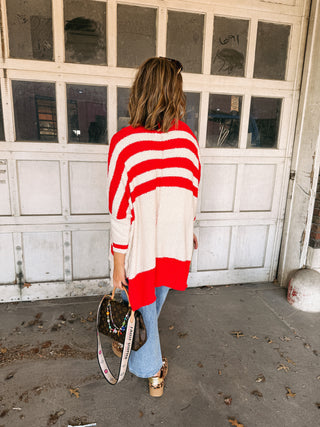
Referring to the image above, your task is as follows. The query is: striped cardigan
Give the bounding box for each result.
[107,120,201,310]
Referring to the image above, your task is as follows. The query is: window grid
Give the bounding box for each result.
[0,0,301,149]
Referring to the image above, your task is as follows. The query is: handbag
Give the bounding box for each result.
[96,287,147,384]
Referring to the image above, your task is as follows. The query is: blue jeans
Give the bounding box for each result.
[122,286,169,378]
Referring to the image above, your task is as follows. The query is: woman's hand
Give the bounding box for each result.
[193,233,198,250]
[113,252,126,290]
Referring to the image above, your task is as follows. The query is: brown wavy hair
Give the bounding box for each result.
[129,57,186,133]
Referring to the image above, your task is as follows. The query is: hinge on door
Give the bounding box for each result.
[290,170,296,180]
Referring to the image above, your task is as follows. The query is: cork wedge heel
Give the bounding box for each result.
[148,357,168,398]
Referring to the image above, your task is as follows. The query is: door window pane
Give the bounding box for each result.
[0,92,4,140]
[64,0,107,65]
[12,81,57,142]
[254,22,290,80]
[207,94,242,148]
[184,92,200,138]
[167,11,204,74]
[248,97,282,148]
[6,0,53,61]
[67,85,107,144]
[117,87,130,131]
[211,17,248,77]
[117,5,156,68]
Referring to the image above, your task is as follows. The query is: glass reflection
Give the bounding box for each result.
[184,92,200,138]
[167,11,204,74]
[211,17,248,77]
[254,22,290,80]
[67,85,107,144]
[64,0,107,65]
[6,0,53,61]
[117,5,156,68]
[12,81,57,142]
[206,94,242,148]
[248,97,282,148]
[117,87,130,131]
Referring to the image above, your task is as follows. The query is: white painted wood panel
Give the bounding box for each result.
[22,232,64,282]
[0,160,11,215]
[234,225,269,268]
[198,226,231,270]
[201,164,237,212]
[239,164,276,212]
[69,161,108,214]
[72,230,109,279]
[0,233,15,283]
[17,160,62,215]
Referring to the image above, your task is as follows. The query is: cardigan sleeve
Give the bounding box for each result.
[107,137,131,255]
[193,141,201,222]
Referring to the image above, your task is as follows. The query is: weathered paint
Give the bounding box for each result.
[287,268,320,312]
[279,0,320,285]
[0,0,312,301]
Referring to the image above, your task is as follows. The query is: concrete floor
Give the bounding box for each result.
[0,282,319,427]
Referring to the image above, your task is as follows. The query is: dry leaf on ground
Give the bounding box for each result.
[280,336,291,342]
[69,388,80,398]
[197,362,203,368]
[47,409,65,426]
[224,396,232,405]
[251,390,263,400]
[255,374,266,383]
[286,387,296,398]
[41,341,52,349]
[178,332,188,338]
[285,357,295,365]
[169,325,174,330]
[277,364,289,372]
[5,372,15,380]
[230,331,244,338]
[228,417,245,427]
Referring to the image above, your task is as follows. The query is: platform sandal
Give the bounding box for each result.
[148,357,168,397]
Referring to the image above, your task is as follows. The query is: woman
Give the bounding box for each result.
[107,57,201,397]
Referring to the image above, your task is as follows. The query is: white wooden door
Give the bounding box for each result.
[0,0,310,301]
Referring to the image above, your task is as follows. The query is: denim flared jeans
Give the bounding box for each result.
[122,286,169,378]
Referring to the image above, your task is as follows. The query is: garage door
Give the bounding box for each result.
[0,0,309,300]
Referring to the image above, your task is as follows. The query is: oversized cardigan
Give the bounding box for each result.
[107,120,201,310]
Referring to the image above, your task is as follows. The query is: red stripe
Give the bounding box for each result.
[128,257,190,311]
[108,138,199,213]
[117,179,131,219]
[108,125,159,168]
[113,243,129,250]
[131,176,198,204]
[127,157,200,182]
[107,121,194,167]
